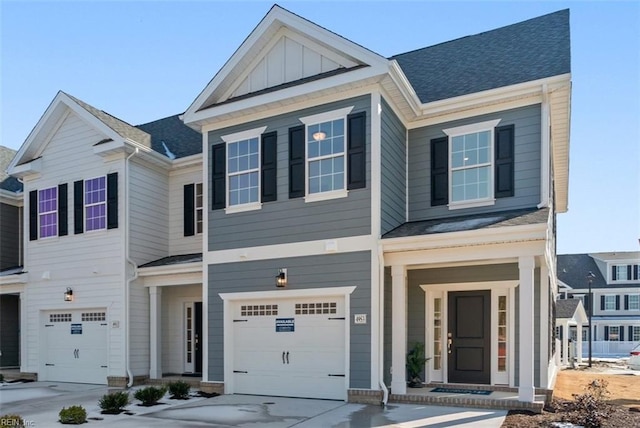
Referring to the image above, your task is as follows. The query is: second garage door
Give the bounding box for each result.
[232,296,346,400]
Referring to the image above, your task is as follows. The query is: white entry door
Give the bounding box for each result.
[232,296,346,400]
[40,310,108,384]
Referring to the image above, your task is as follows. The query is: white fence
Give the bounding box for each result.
[581,341,638,358]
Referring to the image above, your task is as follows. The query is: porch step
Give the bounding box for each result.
[389,392,545,413]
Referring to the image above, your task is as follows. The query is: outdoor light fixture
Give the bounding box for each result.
[64,287,74,302]
[312,131,326,141]
[276,269,287,288]
[587,271,596,367]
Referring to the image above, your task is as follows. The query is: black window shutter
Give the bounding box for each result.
[630,326,634,341]
[211,144,226,210]
[58,183,68,236]
[612,266,617,281]
[347,111,366,190]
[634,264,639,280]
[620,326,624,341]
[261,131,278,202]
[288,125,305,199]
[600,295,605,310]
[558,325,563,340]
[184,184,195,237]
[628,265,633,280]
[615,295,620,310]
[74,180,84,234]
[29,190,38,241]
[495,124,515,198]
[584,294,590,314]
[430,137,448,206]
[604,326,609,341]
[107,172,118,229]
[593,327,596,341]
[624,295,629,310]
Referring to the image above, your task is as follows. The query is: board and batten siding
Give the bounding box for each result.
[207,96,371,251]
[408,104,542,221]
[0,204,21,269]
[380,97,406,235]
[169,165,203,256]
[21,112,127,376]
[208,251,372,388]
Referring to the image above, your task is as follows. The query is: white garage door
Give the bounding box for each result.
[41,310,108,384]
[232,297,346,400]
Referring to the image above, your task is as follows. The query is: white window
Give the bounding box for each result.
[497,295,508,373]
[443,119,501,209]
[300,106,353,202]
[195,183,203,234]
[604,295,616,311]
[633,326,640,341]
[84,176,107,231]
[613,265,629,281]
[221,126,266,213]
[608,326,620,341]
[38,186,58,238]
[629,294,639,311]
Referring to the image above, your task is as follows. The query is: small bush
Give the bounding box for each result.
[0,374,5,382]
[134,385,167,406]
[98,391,130,414]
[58,405,87,425]
[168,381,191,399]
[562,378,613,428]
[1,414,24,427]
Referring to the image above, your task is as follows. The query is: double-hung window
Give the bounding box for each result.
[604,295,616,311]
[628,294,639,311]
[607,326,620,341]
[183,182,203,236]
[613,265,629,281]
[38,187,58,238]
[84,176,107,231]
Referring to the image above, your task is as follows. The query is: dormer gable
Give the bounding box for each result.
[183,4,389,126]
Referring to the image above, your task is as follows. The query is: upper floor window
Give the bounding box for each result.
[603,295,616,311]
[84,176,106,231]
[195,183,203,234]
[228,137,260,207]
[627,294,639,311]
[38,187,58,238]
[183,182,203,236]
[432,119,514,209]
[613,265,629,281]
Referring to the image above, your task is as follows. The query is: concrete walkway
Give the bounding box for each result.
[0,381,507,427]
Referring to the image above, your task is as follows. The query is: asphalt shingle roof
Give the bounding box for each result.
[136,115,202,159]
[556,299,582,319]
[383,208,548,239]
[557,254,607,289]
[139,253,203,268]
[391,9,571,103]
[0,146,22,192]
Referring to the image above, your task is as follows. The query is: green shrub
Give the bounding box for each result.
[1,414,24,427]
[58,405,87,425]
[0,374,4,382]
[168,381,191,399]
[134,385,167,406]
[98,390,130,414]
[561,378,613,428]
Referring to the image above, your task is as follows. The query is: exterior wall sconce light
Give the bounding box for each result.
[312,131,326,141]
[276,269,287,288]
[64,287,74,302]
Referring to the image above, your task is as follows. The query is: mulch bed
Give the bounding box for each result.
[501,399,640,428]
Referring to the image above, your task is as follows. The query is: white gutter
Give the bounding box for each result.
[378,243,389,405]
[124,147,139,387]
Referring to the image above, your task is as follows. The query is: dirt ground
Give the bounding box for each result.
[501,360,640,428]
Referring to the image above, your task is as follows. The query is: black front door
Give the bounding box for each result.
[195,302,203,374]
[447,290,491,384]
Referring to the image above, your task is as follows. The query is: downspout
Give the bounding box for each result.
[125,147,139,387]
[378,243,389,405]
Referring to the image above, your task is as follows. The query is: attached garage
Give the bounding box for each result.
[40,310,108,384]
[228,294,348,400]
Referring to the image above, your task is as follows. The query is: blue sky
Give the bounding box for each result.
[1,1,638,254]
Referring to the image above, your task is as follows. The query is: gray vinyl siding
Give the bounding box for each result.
[208,96,371,251]
[207,250,372,388]
[408,104,542,221]
[380,98,406,235]
[0,204,21,270]
[0,294,20,367]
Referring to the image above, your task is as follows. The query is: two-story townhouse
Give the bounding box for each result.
[558,252,640,358]
[182,5,570,406]
[0,146,24,369]
[7,92,203,385]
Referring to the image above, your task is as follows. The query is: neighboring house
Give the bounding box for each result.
[182,5,571,405]
[558,252,640,358]
[0,146,24,368]
[5,4,572,407]
[6,93,203,385]
[555,299,588,366]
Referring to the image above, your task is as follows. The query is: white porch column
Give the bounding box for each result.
[518,256,536,402]
[149,286,162,379]
[561,321,569,366]
[19,292,27,372]
[539,265,549,387]
[576,321,583,363]
[390,265,407,395]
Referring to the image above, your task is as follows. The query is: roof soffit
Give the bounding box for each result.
[183,5,389,124]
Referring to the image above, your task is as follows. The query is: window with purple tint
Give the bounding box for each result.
[39,187,58,238]
[85,176,106,231]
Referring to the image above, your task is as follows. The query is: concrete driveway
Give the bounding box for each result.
[0,381,507,427]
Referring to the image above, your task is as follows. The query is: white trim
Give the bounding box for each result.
[205,235,374,265]
[538,85,550,208]
[224,128,264,211]
[219,285,356,302]
[225,202,262,214]
[370,92,382,389]
[304,189,347,203]
[299,106,354,125]
[442,119,502,137]
[220,126,268,143]
[201,130,209,382]
[448,198,495,210]
[390,265,407,394]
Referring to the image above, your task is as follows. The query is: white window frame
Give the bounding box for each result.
[633,326,640,342]
[443,119,501,210]
[628,294,640,311]
[84,176,107,232]
[608,325,620,341]
[299,106,353,203]
[604,295,616,311]
[38,186,58,239]
[612,264,630,282]
[195,182,203,234]
[221,126,267,214]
